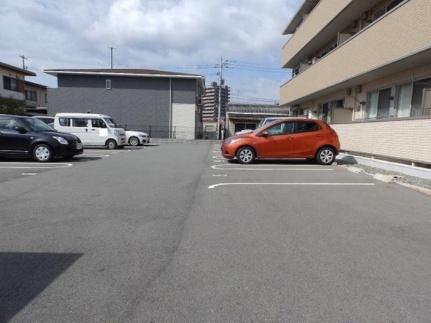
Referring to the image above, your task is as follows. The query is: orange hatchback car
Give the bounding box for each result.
[221,119,340,165]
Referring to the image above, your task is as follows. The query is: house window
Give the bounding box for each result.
[106,79,111,89]
[3,76,18,91]
[25,90,38,101]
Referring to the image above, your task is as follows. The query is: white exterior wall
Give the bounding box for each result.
[172,103,196,140]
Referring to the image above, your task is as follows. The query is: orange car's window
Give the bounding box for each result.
[267,122,294,136]
[294,122,320,133]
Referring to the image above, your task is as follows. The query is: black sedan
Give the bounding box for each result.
[0,114,83,162]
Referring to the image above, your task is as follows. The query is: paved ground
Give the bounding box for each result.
[1,142,431,322]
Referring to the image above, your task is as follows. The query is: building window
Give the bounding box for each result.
[318,99,344,123]
[366,88,391,119]
[411,78,431,117]
[3,76,18,92]
[387,0,404,11]
[25,90,38,101]
[395,83,413,118]
[106,79,111,89]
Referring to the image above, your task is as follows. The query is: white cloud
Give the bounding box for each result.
[0,0,298,100]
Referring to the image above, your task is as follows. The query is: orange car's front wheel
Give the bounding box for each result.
[236,147,255,164]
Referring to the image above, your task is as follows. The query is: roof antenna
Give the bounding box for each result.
[108,46,115,69]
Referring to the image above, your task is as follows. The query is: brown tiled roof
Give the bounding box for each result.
[25,80,48,88]
[0,62,36,76]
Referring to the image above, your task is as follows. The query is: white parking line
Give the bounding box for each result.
[0,162,72,169]
[78,154,111,158]
[212,174,228,177]
[208,182,376,189]
[21,173,38,176]
[211,165,334,171]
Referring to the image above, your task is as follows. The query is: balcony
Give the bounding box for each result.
[281,0,431,105]
[282,0,398,69]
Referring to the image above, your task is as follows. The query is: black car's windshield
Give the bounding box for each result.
[22,118,54,132]
[103,118,119,128]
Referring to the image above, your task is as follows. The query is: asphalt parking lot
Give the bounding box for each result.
[1,142,431,322]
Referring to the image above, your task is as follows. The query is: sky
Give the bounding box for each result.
[0,0,299,104]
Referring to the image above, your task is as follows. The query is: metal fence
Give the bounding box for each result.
[121,124,206,139]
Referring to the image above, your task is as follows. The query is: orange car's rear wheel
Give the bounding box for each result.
[316,147,335,165]
[236,147,255,164]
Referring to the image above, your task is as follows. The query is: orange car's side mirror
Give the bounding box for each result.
[259,131,269,137]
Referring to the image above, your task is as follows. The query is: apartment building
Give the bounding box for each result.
[281,0,431,164]
[201,82,230,139]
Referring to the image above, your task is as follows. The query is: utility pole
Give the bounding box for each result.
[19,55,28,70]
[108,46,115,69]
[217,56,227,140]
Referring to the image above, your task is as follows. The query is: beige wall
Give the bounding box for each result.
[282,0,352,67]
[281,0,431,105]
[25,84,48,107]
[0,66,26,101]
[332,118,431,163]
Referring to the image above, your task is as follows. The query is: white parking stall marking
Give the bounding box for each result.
[78,154,111,158]
[212,174,228,177]
[21,173,38,176]
[0,162,73,169]
[208,182,376,189]
[211,165,335,171]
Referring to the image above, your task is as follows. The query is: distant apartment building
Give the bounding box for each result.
[281,0,431,165]
[46,69,205,139]
[201,82,230,139]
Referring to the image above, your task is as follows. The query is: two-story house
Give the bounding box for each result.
[0,61,36,104]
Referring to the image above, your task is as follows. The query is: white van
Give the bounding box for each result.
[54,113,127,149]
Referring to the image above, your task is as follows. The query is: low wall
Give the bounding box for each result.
[332,118,431,164]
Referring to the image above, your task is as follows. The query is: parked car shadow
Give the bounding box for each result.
[0,252,82,322]
[228,159,318,165]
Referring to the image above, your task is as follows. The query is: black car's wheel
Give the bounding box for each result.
[316,147,336,165]
[106,139,118,150]
[33,144,52,162]
[236,147,255,164]
[128,136,140,146]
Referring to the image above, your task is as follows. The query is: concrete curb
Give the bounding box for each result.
[338,153,431,180]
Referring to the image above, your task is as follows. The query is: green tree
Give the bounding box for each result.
[0,98,25,115]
